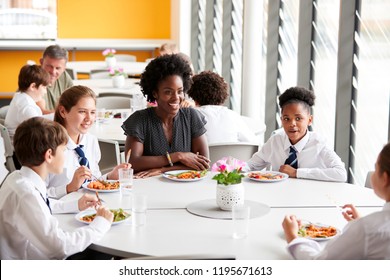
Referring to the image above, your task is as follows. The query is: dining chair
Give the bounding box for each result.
[98,139,120,174]
[65,68,77,80]
[0,124,16,172]
[96,94,131,109]
[209,142,259,164]
[0,135,10,187]
[364,171,374,188]
[115,54,136,62]
[90,69,111,79]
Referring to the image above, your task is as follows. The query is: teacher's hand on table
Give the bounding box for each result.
[179,152,210,170]
[134,168,163,178]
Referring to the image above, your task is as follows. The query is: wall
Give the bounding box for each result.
[0,0,171,95]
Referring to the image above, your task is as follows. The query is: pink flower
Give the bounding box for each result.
[102,48,116,57]
[211,157,246,173]
[108,67,125,77]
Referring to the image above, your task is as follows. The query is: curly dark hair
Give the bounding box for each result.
[140,54,193,102]
[278,86,315,113]
[187,71,229,106]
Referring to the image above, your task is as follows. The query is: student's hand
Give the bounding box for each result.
[342,204,361,221]
[67,166,92,193]
[134,168,163,178]
[78,193,99,211]
[282,215,300,243]
[177,152,210,170]
[279,165,297,178]
[96,205,114,223]
[107,163,132,180]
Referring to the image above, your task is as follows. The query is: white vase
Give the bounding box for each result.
[112,75,125,88]
[105,56,117,68]
[216,183,245,211]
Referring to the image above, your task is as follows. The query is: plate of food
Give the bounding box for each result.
[298,223,340,241]
[163,170,208,182]
[247,171,288,182]
[75,208,130,225]
[81,180,120,192]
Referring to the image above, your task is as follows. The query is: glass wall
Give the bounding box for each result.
[190,0,390,185]
[354,0,390,184]
[310,0,339,148]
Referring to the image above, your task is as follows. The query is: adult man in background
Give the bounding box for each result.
[37,45,73,114]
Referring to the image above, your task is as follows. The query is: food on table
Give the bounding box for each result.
[248,172,284,180]
[168,170,207,179]
[298,224,338,238]
[80,208,130,223]
[88,180,120,190]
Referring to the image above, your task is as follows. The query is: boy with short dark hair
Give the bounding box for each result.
[0,117,113,259]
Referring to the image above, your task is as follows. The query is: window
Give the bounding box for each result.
[311,0,340,148]
[353,0,390,185]
[0,0,57,39]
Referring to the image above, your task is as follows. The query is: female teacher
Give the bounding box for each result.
[122,54,210,178]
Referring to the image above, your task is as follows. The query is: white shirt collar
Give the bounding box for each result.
[283,130,310,153]
[19,166,47,196]
[66,134,87,150]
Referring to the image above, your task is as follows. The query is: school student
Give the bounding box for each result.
[47,85,130,199]
[282,141,390,259]
[245,86,347,182]
[0,117,113,259]
[5,64,51,142]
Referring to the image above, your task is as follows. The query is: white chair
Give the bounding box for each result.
[0,124,16,172]
[208,142,259,164]
[0,135,10,186]
[96,94,131,109]
[364,171,374,188]
[98,139,120,174]
[90,69,110,79]
[115,54,136,62]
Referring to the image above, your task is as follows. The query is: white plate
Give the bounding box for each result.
[81,180,120,193]
[246,171,288,182]
[298,223,341,241]
[163,170,207,182]
[75,209,130,225]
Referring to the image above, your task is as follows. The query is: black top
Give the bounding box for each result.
[121,107,207,156]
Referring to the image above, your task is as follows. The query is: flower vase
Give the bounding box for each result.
[112,75,126,88]
[105,56,117,68]
[216,183,245,211]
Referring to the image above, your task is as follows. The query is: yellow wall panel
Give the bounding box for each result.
[58,0,171,38]
[0,51,42,97]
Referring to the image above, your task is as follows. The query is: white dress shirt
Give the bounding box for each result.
[0,167,110,259]
[197,105,260,144]
[47,133,103,199]
[287,202,390,259]
[245,130,347,182]
[4,92,53,141]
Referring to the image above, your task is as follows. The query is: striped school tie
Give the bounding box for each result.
[285,146,298,169]
[74,145,90,168]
